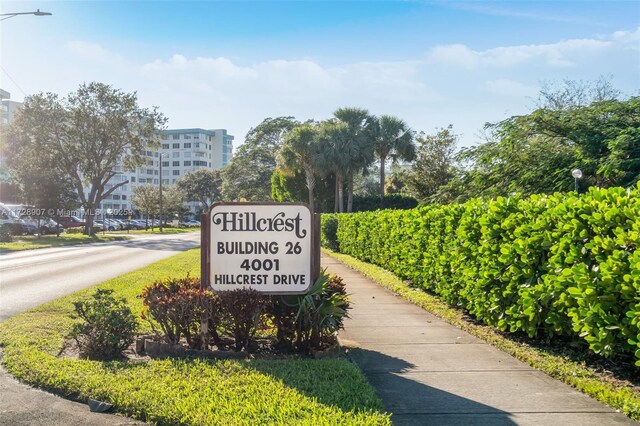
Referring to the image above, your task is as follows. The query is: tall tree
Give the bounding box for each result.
[6,82,166,234]
[405,126,458,202]
[278,124,322,212]
[536,76,622,110]
[176,169,222,212]
[131,184,159,228]
[316,120,351,213]
[333,107,375,212]
[368,115,416,197]
[221,117,299,201]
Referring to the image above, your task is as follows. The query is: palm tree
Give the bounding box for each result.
[316,120,350,213]
[334,107,375,212]
[278,124,322,212]
[369,115,416,197]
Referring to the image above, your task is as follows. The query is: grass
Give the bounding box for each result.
[323,248,640,421]
[0,248,390,426]
[0,234,128,253]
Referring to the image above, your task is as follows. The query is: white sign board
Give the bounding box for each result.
[208,203,312,294]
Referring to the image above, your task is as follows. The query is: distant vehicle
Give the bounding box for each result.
[125,220,145,230]
[3,205,65,235]
[0,203,37,235]
[55,216,86,228]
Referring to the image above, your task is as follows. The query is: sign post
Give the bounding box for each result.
[201,203,318,295]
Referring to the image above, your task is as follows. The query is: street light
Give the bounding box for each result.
[571,169,583,193]
[0,9,52,21]
[159,154,164,233]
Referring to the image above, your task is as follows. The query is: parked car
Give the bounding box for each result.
[125,220,145,230]
[95,220,117,231]
[0,203,37,235]
[55,216,86,228]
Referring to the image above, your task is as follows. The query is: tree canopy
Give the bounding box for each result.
[6,82,166,233]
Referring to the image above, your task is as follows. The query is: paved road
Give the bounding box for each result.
[0,233,200,322]
[0,233,199,425]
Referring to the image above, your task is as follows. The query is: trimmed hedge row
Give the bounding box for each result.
[323,185,640,365]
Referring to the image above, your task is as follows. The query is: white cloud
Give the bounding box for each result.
[427,36,613,68]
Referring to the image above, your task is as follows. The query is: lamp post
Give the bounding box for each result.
[159,155,164,233]
[1,9,52,21]
[571,169,583,193]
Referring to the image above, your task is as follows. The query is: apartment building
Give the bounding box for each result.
[99,128,234,217]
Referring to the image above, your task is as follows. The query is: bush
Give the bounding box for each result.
[0,225,13,242]
[275,272,350,353]
[321,216,339,251]
[219,289,268,352]
[70,289,137,360]
[351,194,418,212]
[324,185,640,365]
[65,227,84,234]
[140,275,218,348]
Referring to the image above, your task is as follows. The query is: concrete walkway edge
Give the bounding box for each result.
[323,253,634,426]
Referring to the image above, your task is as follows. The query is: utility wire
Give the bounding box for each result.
[0,65,27,97]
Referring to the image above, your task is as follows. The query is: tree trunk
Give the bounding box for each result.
[379,155,386,198]
[337,173,344,213]
[305,167,315,213]
[334,176,339,213]
[347,174,354,213]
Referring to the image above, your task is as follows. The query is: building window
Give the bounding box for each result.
[173,161,179,167]
[154,170,158,175]
[122,195,127,200]
[162,161,169,167]
[172,170,180,176]
[172,143,179,149]
[209,162,211,167]
[163,179,170,184]
[146,169,153,175]
[154,179,159,184]
[184,161,191,166]
[184,142,191,148]
[184,134,191,139]
[172,179,176,184]
[172,134,180,140]
[162,144,169,149]
[161,135,168,140]
[112,195,121,200]
[184,152,191,158]
[173,151,180,158]
[131,177,136,183]
[139,178,146,183]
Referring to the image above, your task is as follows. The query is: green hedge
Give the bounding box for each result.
[351,194,418,212]
[323,185,640,365]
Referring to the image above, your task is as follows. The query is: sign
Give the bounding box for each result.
[202,203,318,294]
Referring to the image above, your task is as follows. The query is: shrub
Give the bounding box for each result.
[352,194,418,212]
[219,289,268,352]
[140,275,218,348]
[0,225,13,242]
[275,272,350,353]
[70,289,137,360]
[324,185,640,365]
[65,227,84,234]
[321,216,339,251]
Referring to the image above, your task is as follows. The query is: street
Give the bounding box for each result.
[0,232,200,425]
[0,233,200,322]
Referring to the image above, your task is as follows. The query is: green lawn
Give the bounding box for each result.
[0,248,390,425]
[0,234,128,253]
[322,248,640,421]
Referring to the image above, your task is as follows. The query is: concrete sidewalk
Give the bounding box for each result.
[323,254,634,426]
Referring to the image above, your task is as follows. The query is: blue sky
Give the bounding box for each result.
[2,1,639,146]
